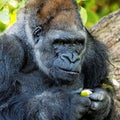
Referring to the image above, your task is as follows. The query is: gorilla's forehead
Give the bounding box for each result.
[46,30,87,41]
[37,0,75,18]
[26,0,83,31]
[27,0,75,9]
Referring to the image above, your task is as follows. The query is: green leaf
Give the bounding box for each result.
[0,0,7,10]
[76,0,81,4]
[0,21,6,32]
[102,83,113,91]
[86,10,99,27]
[79,6,87,25]
[18,0,26,8]
[0,7,10,24]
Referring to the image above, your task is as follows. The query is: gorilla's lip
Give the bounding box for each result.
[58,67,79,75]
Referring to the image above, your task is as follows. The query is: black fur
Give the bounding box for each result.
[0,0,116,120]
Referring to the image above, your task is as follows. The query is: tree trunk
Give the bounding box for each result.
[90,9,120,106]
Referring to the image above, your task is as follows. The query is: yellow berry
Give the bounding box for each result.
[80,89,92,97]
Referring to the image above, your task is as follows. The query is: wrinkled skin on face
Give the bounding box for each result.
[34,30,87,84]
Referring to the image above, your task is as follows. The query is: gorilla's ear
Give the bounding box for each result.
[82,28,109,88]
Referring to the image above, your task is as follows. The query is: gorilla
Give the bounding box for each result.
[0,0,117,120]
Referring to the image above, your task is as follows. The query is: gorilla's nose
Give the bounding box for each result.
[61,52,80,63]
[60,52,80,72]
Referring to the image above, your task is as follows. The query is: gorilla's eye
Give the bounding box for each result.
[33,26,43,37]
[53,39,84,46]
[74,39,84,45]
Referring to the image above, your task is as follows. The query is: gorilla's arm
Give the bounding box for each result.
[0,34,24,89]
[0,34,27,119]
[25,88,91,120]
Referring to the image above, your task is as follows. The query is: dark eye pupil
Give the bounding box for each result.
[33,26,42,37]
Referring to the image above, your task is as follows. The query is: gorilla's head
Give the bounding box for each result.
[24,0,88,84]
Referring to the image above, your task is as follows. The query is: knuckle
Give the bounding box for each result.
[90,102,101,110]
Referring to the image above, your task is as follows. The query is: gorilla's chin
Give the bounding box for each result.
[50,67,80,84]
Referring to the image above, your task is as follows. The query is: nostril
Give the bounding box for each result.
[71,53,80,63]
[60,54,70,62]
[61,53,80,63]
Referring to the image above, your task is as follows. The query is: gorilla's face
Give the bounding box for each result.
[34,30,87,82]
[25,0,87,83]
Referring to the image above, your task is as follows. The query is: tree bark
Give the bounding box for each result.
[90,9,120,104]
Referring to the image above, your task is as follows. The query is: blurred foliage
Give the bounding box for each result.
[0,0,26,32]
[0,0,120,33]
[77,0,120,27]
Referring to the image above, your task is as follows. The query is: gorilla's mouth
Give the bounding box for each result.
[58,67,79,75]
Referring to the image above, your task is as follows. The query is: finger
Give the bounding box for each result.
[79,97,91,107]
[89,93,105,101]
[71,95,91,107]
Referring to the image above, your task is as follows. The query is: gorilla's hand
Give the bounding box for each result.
[70,93,91,120]
[87,88,112,120]
[26,89,91,120]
